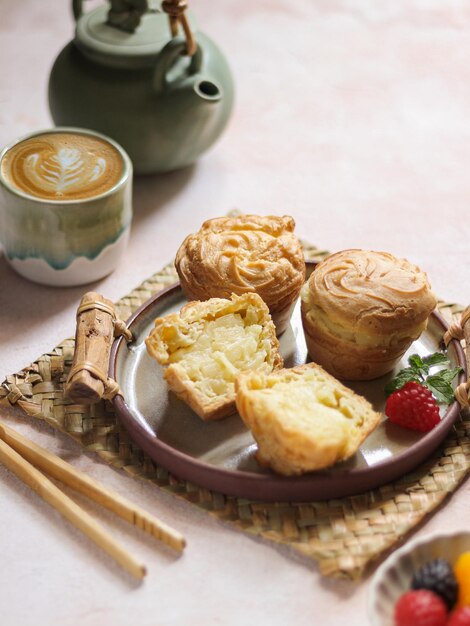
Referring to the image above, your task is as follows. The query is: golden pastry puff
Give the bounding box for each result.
[175,214,306,335]
[300,249,437,380]
[145,293,283,421]
[235,362,381,476]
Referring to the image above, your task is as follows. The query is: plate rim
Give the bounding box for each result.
[110,283,467,502]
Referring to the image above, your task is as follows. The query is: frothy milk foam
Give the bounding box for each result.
[1,132,123,201]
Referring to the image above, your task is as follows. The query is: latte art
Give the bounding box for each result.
[1,133,123,200]
[25,148,106,193]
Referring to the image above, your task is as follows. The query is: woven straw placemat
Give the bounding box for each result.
[1,242,469,580]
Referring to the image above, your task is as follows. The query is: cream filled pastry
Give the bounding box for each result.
[175,215,306,335]
[235,363,381,476]
[301,249,437,380]
[145,293,283,421]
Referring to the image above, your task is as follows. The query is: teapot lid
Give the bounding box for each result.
[75,4,197,68]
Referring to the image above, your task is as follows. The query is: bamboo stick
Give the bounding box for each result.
[0,436,146,580]
[0,422,186,553]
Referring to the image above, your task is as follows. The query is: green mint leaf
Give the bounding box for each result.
[422,353,450,368]
[425,367,461,404]
[408,354,427,374]
[432,366,463,384]
[425,376,456,405]
[384,368,421,396]
[384,352,461,404]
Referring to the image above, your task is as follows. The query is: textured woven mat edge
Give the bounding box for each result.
[1,243,468,581]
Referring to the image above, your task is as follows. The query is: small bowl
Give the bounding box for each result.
[368,530,470,625]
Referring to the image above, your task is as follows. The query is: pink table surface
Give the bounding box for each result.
[0,1,469,625]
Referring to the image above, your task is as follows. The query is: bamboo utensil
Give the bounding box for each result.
[0,435,146,579]
[0,422,186,579]
[65,292,132,405]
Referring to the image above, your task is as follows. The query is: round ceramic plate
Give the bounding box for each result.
[110,285,466,502]
[368,530,470,625]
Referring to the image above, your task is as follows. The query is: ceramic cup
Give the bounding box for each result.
[0,127,132,287]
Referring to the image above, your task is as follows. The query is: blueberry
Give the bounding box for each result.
[411,558,458,610]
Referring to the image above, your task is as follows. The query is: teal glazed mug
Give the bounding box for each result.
[0,127,133,287]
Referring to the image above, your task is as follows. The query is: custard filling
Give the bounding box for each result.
[237,367,375,468]
[162,311,275,400]
[301,285,425,348]
[247,370,364,432]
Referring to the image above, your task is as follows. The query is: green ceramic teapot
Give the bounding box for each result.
[48,0,235,173]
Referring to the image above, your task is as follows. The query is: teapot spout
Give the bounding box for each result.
[193,79,222,102]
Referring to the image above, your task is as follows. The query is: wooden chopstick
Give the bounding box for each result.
[0,422,186,553]
[0,436,146,580]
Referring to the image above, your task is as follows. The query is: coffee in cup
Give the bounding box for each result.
[0,128,132,287]
[1,132,123,201]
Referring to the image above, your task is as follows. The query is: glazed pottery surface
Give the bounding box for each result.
[48,3,235,173]
[0,127,132,287]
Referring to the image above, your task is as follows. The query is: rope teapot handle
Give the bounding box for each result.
[161,0,197,56]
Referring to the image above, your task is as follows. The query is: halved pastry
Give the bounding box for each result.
[175,214,306,335]
[145,293,283,421]
[235,363,381,476]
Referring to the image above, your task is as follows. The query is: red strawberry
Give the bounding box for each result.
[394,590,448,626]
[447,607,470,626]
[385,381,440,432]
